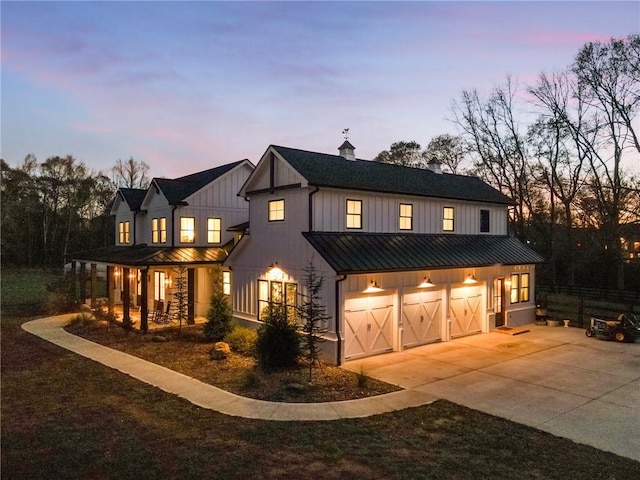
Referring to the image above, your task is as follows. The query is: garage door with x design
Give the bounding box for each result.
[344,294,394,360]
[450,286,483,338]
[402,290,442,348]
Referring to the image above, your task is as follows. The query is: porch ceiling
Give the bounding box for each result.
[303,232,545,274]
[69,245,229,267]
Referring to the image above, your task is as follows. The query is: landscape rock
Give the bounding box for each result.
[210,342,231,360]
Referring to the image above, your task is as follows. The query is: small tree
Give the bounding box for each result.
[204,267,233,341]
[255,302,301,369]
[297,262,330,383]
[172,265,188,333]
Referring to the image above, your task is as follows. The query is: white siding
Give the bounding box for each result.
[312,188,508,235]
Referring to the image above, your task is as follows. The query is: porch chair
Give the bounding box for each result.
[151,300,164,324]
[156,301,172,324]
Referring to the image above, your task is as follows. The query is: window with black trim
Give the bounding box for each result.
[257,279,297,320]
[510,273,520,303]
[152,217,167,243]
[520,273,530,302]
[268,199,285,222]
[399,203,413,230]
[480,209,490,233]
[443,207,454,232]
[222,271,231,295]
[180,217,195,243]
[346,199,362,229]
[119,221,130,244]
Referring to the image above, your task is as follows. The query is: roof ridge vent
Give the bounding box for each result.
[338,140,356,161]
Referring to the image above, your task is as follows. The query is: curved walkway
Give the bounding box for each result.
[22,315,435,421]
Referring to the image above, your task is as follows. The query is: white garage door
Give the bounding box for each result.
[402,290,442,348]
[344,294,394,360]
[450,286,483,338]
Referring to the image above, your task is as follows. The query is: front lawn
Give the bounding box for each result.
[3,313,640,479]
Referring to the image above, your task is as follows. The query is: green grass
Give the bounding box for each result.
[0,268,62,314]
[3,313,639,479]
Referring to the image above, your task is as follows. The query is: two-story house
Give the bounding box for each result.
[225,143,543,364]
[71,160,254,330]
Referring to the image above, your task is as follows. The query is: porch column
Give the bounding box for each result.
[90,263,97,309]
[187,267,195,325]
[123,267,131,328]
[79,262,87,305]
[106,265,114,315]
[140,268,149,333]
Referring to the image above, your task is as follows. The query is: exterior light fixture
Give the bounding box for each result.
[164,277,172,287]
[418,277,435,288]
[463,274,477,285]
[267,262,284,281]
[363,281,383,293]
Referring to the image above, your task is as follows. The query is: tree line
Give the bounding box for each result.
[1,156,150,268]
[375,35,640,292]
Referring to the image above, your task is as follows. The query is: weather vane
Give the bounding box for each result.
[342,128,350,140]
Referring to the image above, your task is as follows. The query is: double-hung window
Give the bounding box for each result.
[399,203,413,230]
[119,221,130,244]
[222,271,231,296]
[207,218,221,244]
[152,217,167,243]
[268,199,285,222]
[509,273,531,304]
[346,199,362,229]
[443,207,454,232]
[180,217,195,243]
[258,279,298,321]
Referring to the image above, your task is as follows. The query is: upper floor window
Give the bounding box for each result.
[480,209,490,233]
[268,199,285,222]
[118,221,130,244]
[180,217,195,243]
[399,203,413,230]
[346,199,362,229]
[443,207,454,232]
[207,218,221,244]
[152,217,167,243]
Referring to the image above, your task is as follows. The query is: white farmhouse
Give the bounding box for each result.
[225,143,543,364]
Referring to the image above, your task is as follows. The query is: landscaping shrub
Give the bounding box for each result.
[44,275,79,314]
[69,312,96,328]
[204,270,233,341]
[255,303,301,369]
[224,326,257,355]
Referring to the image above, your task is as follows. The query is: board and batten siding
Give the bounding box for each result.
[311,188,508,235]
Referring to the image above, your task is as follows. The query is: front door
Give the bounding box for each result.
[494,278,505,327]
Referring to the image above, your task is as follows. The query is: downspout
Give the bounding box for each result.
[308,186,319,232]
[171,205,177,246]
[335,274,347,365]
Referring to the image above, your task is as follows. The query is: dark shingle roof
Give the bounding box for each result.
[271,145,513,205]
[118,188,147,211]
[303,232,544,274]
[70,245,229,266]
[154,160,244,205]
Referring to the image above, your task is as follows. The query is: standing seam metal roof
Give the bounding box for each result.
[302,232,544,274]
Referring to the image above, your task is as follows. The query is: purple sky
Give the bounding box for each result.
[2,1,638,179]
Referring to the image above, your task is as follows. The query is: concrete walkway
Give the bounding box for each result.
[22,315,435,421]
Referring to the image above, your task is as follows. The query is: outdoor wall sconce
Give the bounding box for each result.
[363,281,383,293]
[164,277,172,287]
[418,276,435,288]
[463,274,478,285]
[267,262,284,281]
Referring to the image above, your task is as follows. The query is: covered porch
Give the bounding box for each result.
[70,245,229,333]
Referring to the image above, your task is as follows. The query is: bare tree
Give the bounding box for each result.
[111,157,150,189]
[374,141,427,168]
[423,134,469,174]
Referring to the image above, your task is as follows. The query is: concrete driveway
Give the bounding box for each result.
[344,324,640,462]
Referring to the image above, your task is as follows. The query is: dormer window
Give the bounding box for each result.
[180,217,195,243]
[207,218,221,244]
[399,203,413,230]
[268,199,285,222]
[443,207,454,232]
[346,199,362,229]
[118,221,130,244]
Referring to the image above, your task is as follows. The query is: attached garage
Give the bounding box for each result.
[344,293,394,360]
[401,289,443,348]
[449,285,483,338]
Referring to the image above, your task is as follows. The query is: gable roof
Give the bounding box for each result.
[152,160,246,205]
[117,188,147,211]
[270,145,514,205]
[303,232,544,274]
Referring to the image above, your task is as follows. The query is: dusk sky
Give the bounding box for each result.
[2,1,638,179]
